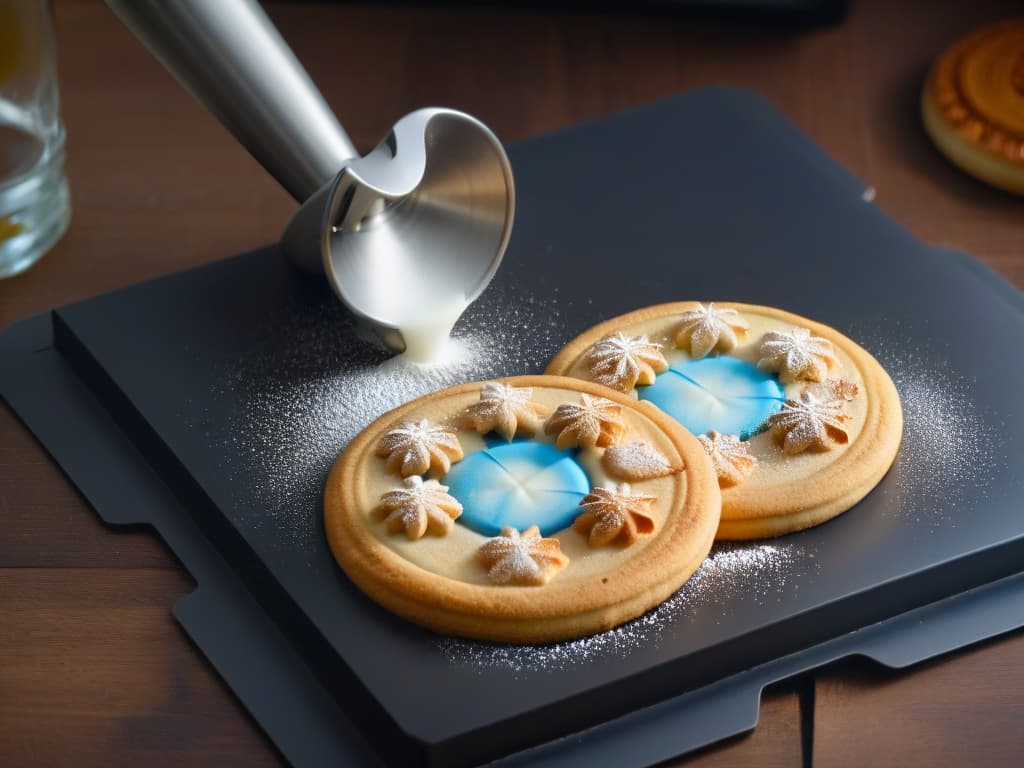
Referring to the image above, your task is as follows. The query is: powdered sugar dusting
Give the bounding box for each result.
[675,302,749,358]
[213,300,1008,669]
[697,431,757,487]
[580,332,667,391]
[888,366,1002,521]
[435,321,1009,673]
[850,321,1005,525]
[601,440,677,481]
[765,379,856,455]
[477,525,569,586]
[437,541,816,674]
[216,285,566,547]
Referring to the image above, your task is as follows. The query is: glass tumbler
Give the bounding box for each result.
[0,0,69,278]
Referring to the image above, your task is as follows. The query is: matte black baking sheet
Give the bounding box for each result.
[3,87,1023,767]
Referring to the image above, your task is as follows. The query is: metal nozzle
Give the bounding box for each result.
[106,0,514,352]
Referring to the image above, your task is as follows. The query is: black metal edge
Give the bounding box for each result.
[5,298,1022,768]
[47,282,1024,768]
[491,571,1024,768]
[6,218,1024,768]
[0,287,1022,766]
[442,531,1024,766]
[509,84,870,206]
[44,310,424,767]
[0,314,382,767]
[173,587,383,768]
[38,218,1024,765]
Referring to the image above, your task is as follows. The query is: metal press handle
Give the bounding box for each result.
[105,0,358,203]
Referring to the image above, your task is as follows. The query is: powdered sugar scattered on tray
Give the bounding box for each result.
[889,366,1001,518]
[214,300,1008,668]
[850,321,1005,526]
[216,284,567,545]
[437,541,817,674]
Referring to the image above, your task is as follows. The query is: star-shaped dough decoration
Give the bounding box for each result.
[675,302,750,359]
[459,382,550,440]
[697,431,757,488]
[767,379,859,455]
[544,394,627,449]
[574,483,657,547]
[373,475,463,540]
[580,332,668,392]
[375,419,464,477]
[756,327,838,383]
[476,525,569,586]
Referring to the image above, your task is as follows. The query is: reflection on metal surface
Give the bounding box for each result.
[106,0,515,352]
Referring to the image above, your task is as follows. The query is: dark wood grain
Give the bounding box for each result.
[1,0,1022,765]
[671,681,806,767]
[0,407,174,568]
[0,568,279,767]
[814,632,1024,768]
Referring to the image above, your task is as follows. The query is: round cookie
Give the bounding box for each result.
[546,303,902,539]
[324,375,720,643]
[921,20,1024,196]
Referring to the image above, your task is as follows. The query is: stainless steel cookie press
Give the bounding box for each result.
[105,0,515,354]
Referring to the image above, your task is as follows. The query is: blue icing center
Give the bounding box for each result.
[444,439,590,537]
[638,356,785,439]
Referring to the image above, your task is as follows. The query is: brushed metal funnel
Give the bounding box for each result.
[105,0,514,354]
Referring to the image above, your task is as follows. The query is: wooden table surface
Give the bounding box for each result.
[2,1,1022,765]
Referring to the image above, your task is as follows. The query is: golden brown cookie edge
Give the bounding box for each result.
[324,374,721,643]
[545,302,903,539]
